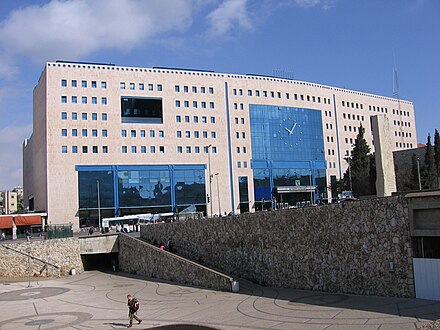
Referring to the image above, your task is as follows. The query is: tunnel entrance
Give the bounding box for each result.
[81,252,119,271]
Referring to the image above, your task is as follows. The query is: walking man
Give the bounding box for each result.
[127,294,142,328]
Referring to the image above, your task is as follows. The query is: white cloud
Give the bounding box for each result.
[206,0,252,37]
[292,0,336,10]
[0,0,196,69]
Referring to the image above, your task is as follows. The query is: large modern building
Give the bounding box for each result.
[23,61,417,230]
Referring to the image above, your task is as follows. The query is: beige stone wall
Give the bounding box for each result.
[141,196,414,297]
[0,238,84,277]
[118,234,234,291]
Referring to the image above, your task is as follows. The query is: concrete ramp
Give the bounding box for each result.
[118,234,238,292]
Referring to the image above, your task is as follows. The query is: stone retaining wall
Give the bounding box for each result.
[141,196,414,297]
[118,234,234,291]
[0,238,84,277]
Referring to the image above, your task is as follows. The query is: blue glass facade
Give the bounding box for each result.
[250,105,327,207]
[76,164,206,227]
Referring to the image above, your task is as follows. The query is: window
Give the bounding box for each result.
[244,161,247,168]
[194,131,199,138]
[236,132,239,139]
[91,97,97,104]
[82,113,87,120]
[177,131,182,138]
[120,82,125,89]
[82,129,87,137]
[92,129,98,137]
[271,91,274,98]
[82,80,87,88]
[177,146,183,153]
[102,146,108,153]
[72,129,78,136]
[141,146,146,153]
[61,79,67,87]
[131,146,137,153]
[201,101,206,108]
[61,96,67,103]
[263,91,267,97]
[185,131,191,138]
[148,84,153,91]
[202,116,207,123]
[201,87,206,93]
[183,86,189,93]
[150,130,155,138]
[102,113,107,121]
[62,145,68,153]
[72,112,77,120]
[150,146,156,153]
[157,84,162,91]
[193,101,198,108]
[140,130,145,137]
[82,96,87,104]
[243,147,247,153]
[61,112,67,120]
[241,118,245,124]
[194,116,199,123]
[82,146,88,153]
[102,97,107,105]
[195,146,200,153]
[175,100,181,107]
[159,146,165,154]
[185,116,190,123]
[210,117,215,123]
[184,100,189,108]
[210,102,214,109]
[203,131,208,138]
[122,130,127,137]
[209,87,214,94]
[192,86,197,93]
[122,146,127,153]
[175,85,180,92]
[72,80,77,87]
[256,90,260,97]
[176,115,181,123]
[186,146,191,153]
[211,131,216,138]
[72,96,77,103]
[101,81,107,89]
[248,90,252,96]
[139,83,144,90]
[102,129,107,137]
[212,146,217,153]
[239,89,243,96]
[72,146,78,153]
[130,130,136,137]
[237,146,240,153]
[91,81,97,88]
[130,83,135,90]
[159,130,164,138]
[234,103,238,110]
[93,146,98,153]
[61,129,67,136]
[237,161,241,168]
[242,132,245,139]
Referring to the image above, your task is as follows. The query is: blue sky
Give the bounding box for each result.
[0,0,439,190]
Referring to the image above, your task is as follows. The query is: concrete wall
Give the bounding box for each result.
[118,234,234,291]
[79,234,119,254]
[0,238,84,277]
[141,196,415,297]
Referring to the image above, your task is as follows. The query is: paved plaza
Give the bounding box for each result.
[0,270,439,329]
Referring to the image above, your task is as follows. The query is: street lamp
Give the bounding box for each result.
[215,173,221,216]
[417,157,422,191]
[309,169,313,204]
[206,145,213,217]
[96,180,101,231]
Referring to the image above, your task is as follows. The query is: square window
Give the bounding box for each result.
[72,96,77,103]
[61,129,67,136]
[72,146,78,153]
[82,80,87,88]
[148,84,153,91]
[61,79,67,87]
[62,145,68,153]
[139,83,144,90]
[72,80,77,87]
[61,112,67,120]
[82,146,88,153]
[186,146,191,153]
[91,81,97,88]
[82,113,87,120]
[131,130,136,137]
[61,96,67,103]
[91,97,97,104]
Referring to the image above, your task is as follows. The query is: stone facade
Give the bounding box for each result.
[118,234,234,291]
[141,196,415,297]
[0,237,83,277]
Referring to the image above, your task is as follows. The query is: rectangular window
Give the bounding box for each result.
[177,131,182,138]
[62,145,68,153]
[256,90,260,96]
[185,116,190,123]
[120,82,125,89]
[140,130,145,137]
[150,146,156,153]
[202,116,207,123]
[61,112,67,120]
[263,91,267,97]
[159,146,165,154]
[102,146,108,153]
[195,146,200,153]
[193,101,198,108]
[72,146,78,153]
[148,84,153,91]
[194,131,199,138]
[72,129,78,136]
[150,130,155,138]
[130,83,135,90]
[176,100,181,107]
[61,96,67,103]
[183,86,189,93]
[82,96,87,104]
[61,129,67,136]
[211,131,216,138]
[131,146,137,153]
[194,116,199,123]
[91,81,97,88]
[157,84,162,91]
[210,117,215,123]
[159,130,164,138]
[212,146,217,153]
[82,113,87,120]
[192,86,197,93]
[176,115,181,123]
[101,97,107,105]
[102,129,108,137]
[248,90,252,96]
[210,102,214,109]
[185,131,190,138]
[131,130,136,137]
[186,146,191,153]
[177,146,183,153]
[92,113,97,120]
[82,80,87,88]
[102,113,107,121]
[121,97,163,124]
[201,101,206,108]
[82,146,88,153]
[82,129,87,137]
[72,112,77,120]
[122,130,127,137]
[201,87,206,93]
[122,146,127,153]
[175,85,180,92]
[72,96,77,103]
[184,100,189,108]
[93,146,98,153]
[203,131,208,138]
[141,146,146,153]
[101,81,107,89]
[209,87,214,94]
[139,83,144,90]
[72,80,77,87]
[91,97,97,104]
[61,79,67,87]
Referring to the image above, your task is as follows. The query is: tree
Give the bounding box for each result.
[411,153,421,190]
[343,124,374,197]
[434,129,440,188]
[422,134,437,189]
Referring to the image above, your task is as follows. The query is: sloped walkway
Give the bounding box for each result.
[0,271,439,329]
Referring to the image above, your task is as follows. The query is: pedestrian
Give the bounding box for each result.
[25,230,31,241]
[166,238,173,253]
[126,294,142,328]
[159,242,165,250]
[1,232,5,240]
[88,226,94,235]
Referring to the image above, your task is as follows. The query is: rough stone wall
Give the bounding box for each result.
[0,238,84,277]
[118,234,233,291]
[141,196,414,297]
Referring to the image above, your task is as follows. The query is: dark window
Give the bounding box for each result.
[121,97,163,124]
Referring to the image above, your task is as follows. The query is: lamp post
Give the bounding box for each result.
[96,180,101,231]
[347,158,353,192]
[215,173,221,216]
[309,169,313,204]
[206,145,213,217]
[417,157,422,191]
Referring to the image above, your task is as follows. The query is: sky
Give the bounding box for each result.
[0,0,439,191]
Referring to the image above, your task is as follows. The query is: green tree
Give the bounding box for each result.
[411,153,421,190]
[434,129,440,188]
[344,124,374,197]
[422,133,436,189]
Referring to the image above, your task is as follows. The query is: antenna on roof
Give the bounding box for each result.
[393,62,404,147]
[273,69,294,80]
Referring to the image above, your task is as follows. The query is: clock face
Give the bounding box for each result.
[278,116,302,147]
